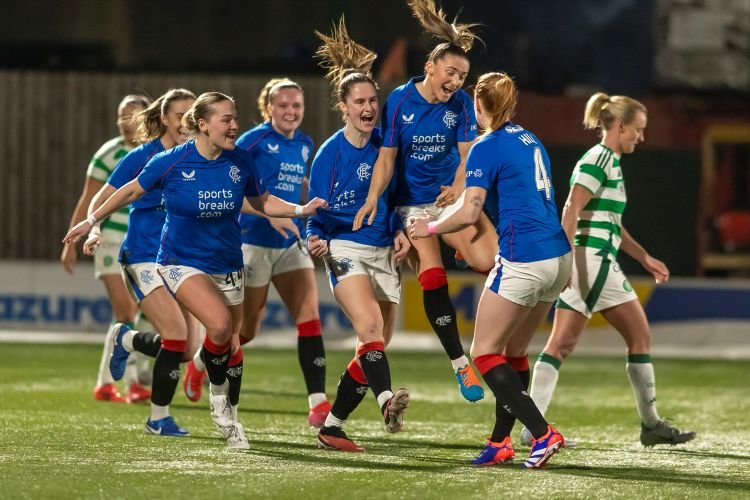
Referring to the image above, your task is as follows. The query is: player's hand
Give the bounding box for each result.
[409,215,434,240]
[643,254,670,284]
[393,230,411,262]
[307,235,329,258]
[435,185,457,208]
[269,217,301,239]
[353,197,377,230]
[62,220,92,246]
[301,197,328,216]
[82,231,102,256]
[60,244,78,274]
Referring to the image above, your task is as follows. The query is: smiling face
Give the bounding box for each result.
[339,82,379,135]
[616,110,647,154]
[198,99,239,150]
[267,87,304,139]
[162,98,195,146]
[424,53,470,103]
[116,103,143,144]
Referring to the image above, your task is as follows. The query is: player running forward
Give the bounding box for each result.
[62,94,152,403]
[354,0,498,403]
[184,78,331,428]
[85,89,199,437]
[64,92,327,449]
[521,92,696,447]
[309,18,410,452]
[411,72,571,469]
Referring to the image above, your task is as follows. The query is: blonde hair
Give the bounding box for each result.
[408,0,480,63]
[118,94,151,111]
[182,91,234,135]
[583,92,647,132]
[474,72,518,133]
[134,88,195,143]
[315,16,378,109]
[256,78,303,122]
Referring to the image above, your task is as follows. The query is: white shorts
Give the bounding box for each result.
[557,249,638,318]
[94,230,125,279]
[157,265,245,306]
[325,239,401,304]
[241,242,314,288]
[486,252,573,307]
[122,262,164,303]
[396,203,445,230]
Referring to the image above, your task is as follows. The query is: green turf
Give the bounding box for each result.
[0,343,748,499]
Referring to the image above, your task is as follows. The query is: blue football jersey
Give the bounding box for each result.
[137,141,264,274]
[236,122,313,248]
[307,128,400,247]
[380,77,477,206]
[465,122,569,262]
[107,138,165,264]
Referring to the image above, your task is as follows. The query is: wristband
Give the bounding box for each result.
[86,214,98,226]
[89,225,101,236]
[294,204,304,216]
[427,221,438,235]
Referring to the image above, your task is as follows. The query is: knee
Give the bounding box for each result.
[204,316,232,343]
[355,317,384,344]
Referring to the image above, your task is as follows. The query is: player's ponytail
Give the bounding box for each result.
[407,0,481,63]
[315,16,378,111]
[584,92,647,132]
[134,88,195,143]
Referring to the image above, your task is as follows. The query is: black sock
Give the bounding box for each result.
[482,363,547,438]
[132,331,161,358]
[226,353,243,407]
[358,346,391,402]
[423,286,465,360]
[298,336,326,394]
[330,369,369,422]
[202,345,230,386]
[491,369,530,442]
[150,347,183,406]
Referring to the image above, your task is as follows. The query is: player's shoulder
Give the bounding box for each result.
[577,143,614,168]
[236,122,273,150]
[93,136,125,159]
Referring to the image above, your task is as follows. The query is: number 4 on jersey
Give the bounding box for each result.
[534,147,551,200]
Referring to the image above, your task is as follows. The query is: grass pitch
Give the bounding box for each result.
[0,343,748,499]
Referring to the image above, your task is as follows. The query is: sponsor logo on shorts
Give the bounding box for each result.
[623,280,632,292]
[140,270,155,285]
[103,256,114,267]
[169,267,183,282]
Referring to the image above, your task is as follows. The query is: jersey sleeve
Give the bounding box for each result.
[136,153,168,193]
[456,91,478,143]
[305,144,332,239]
[464,141,493,191]
[107,149,140,189]
[379,91,402,149]
[570,149,607,194]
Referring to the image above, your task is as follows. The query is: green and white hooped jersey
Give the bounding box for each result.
[570,144,626,256]
[85,136,132,238]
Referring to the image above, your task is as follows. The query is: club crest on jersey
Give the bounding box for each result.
[267,143,280,154]
[402,113,414,124]
[443,111,457,129]
[301,145,310,162]
[229,165,241,184]
[181,170,196,181]
[357,162,372,182]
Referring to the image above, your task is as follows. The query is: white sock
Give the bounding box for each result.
[450,355,470,371]
[210,380,229,397]
[95,324,116,387]
[529,357,561,417]
[324,412,345,429]
[231,404,239,423]
[376,390,393,410]
[123,356,138,385]
[626,361,660,428]
[150,403,169,421]
[193,348,206,372]
[308,392,327,409]
[122,330,135,352]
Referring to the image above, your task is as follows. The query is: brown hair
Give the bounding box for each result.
[257,78,303,122]
[315,16,378,109]
[474,72,518,133]
[408,0,480,64]
[182,91,235,135]
[134,88,195,142]
[583,92,647,132]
